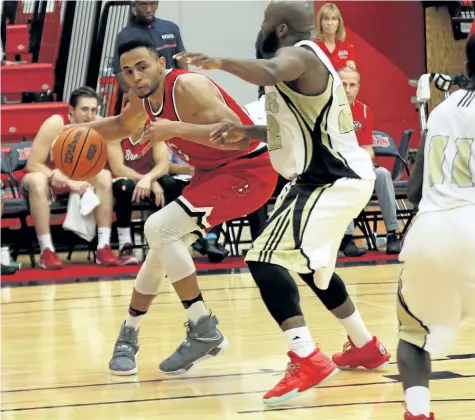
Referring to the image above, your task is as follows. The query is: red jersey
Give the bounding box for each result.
[351,100,374,146]
[469,19,475,38]
[120,119,153,175]
[143,69,263,170]
[315,40,355,70]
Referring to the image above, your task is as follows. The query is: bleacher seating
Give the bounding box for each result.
[1,102,69,143]
[5,24,30,56]
[1,63,55,96]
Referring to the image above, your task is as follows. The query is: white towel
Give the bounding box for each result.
[62,188,100,242]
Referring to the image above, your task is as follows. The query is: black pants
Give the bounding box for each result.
[113,175,189,229]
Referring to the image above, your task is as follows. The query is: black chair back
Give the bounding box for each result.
[9,141,33,172]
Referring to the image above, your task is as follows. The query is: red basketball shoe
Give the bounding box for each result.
[263,348,339,405]
[404,411,435,419]
[332,336,391,369]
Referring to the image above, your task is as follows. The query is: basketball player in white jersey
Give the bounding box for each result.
[175,1,391,405]
[393,36,475,420]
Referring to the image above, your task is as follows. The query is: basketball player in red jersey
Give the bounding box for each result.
[69,37,278,376]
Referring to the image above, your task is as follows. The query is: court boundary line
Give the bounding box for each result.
[237,398,475,414]
[2,380,473,413]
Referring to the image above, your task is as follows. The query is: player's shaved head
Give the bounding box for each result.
[257,1,314,55]
[266,1,314,35]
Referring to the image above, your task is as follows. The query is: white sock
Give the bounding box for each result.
[118,227,132,249]
[339,310,373,348]
[97,227,111,249]
[38,234,54,252]
[125,314,145,331]
[187,301,208,325]
[284,326,316,358]
[405,386,430,417]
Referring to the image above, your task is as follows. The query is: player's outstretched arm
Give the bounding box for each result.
[144,74,250,150]
[174,47,310,86]
[210,123,267,144]
[66,91,146,142]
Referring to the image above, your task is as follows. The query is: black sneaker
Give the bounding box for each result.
[386,232,401,254]
[339,235,367,257]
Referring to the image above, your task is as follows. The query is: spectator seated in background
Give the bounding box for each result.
[112,1,187,93]
[108,117,172,265]
[338,67,402,256]
[314,2,355,70]
[1,187,21,275]
[23,87,117,269]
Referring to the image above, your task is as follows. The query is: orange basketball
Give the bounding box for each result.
[52,127,108,181]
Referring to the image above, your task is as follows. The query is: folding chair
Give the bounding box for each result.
[1,148,34,266]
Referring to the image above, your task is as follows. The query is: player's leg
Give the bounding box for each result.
[22,172,62,269]
[245,180,340,405]
[396,210,468,420]
[158,158,276,374]
[300,269,390,369]
[293,178,389,369]
[373,166,401,254]
[143,202,228,375]
[109,247,165,375]
[89,169,118,265]
[112,178,138,265]
[109,199,210,376]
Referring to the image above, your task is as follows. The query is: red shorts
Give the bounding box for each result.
[177,149,277,229]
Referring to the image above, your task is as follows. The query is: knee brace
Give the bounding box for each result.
[300,272,349,310]
[144,202,201,283]
[248,261,302,325]
[134,249,165,295]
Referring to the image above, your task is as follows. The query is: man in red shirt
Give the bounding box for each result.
[338,66,401,255]
[69,37,277,377]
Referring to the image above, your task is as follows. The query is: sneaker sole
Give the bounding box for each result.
[336,357,391,371]
[263,365,340,406]
[158,335,229,376]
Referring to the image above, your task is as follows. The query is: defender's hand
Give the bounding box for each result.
[173,52,222,70]
[210,121,247,145]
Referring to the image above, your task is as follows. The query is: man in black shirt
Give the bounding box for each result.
[112,1,187,92]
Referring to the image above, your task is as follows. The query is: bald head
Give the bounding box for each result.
[257,1,314,55]
[266,1,314,34]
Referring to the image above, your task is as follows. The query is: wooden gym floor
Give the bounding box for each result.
[1,264,474,419]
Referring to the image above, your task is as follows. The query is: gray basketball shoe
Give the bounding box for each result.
[109,322,140,376]
[159,314,228,375]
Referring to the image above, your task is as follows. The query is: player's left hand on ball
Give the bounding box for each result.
[210,121,246,145]
[173,52,222,70]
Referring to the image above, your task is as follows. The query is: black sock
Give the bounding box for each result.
[128,305,148,317]
[181,293,204,309]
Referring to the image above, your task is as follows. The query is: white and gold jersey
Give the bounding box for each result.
[419,89,475,213]
[264,40,375,184]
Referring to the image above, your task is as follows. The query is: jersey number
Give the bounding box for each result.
[336,85,353,134]
[428,136,474,187]
[265,92,283,151]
